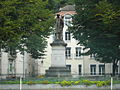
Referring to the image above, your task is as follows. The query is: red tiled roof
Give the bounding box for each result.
[56,11,76,16]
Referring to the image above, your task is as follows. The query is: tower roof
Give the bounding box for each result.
[57,5,76,16]
[60,5,75,11]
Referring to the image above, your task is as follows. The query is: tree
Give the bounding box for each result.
[19,33,47,59]
[0,0,54,59]
[47,0,75,12]
[70,0,120,75]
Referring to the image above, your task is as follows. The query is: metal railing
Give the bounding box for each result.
[0,73,120,81]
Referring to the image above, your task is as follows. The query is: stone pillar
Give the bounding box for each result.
[45,40,71,77]
[51,42,66,67]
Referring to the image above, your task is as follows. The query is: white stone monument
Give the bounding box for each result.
[45,14,71,77]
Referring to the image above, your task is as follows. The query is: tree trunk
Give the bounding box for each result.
[113,64,116,76]
[112,60,118,76]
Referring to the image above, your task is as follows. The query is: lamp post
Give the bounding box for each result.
[118,45,120,76]
[22,45,25,79]
[22,37,26,79]
[23,52,24,78]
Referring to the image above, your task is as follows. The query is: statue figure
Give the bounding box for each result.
[55,14,64,41]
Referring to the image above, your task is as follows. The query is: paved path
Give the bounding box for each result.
[0,84,120,90]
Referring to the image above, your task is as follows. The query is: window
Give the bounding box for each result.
[90,53,96,59]
[64,14,71,26]
[76,47,82,58]
[65,32,71,41]
[9,62,13,72]
[9,60,15,74]
[90,65,96,75]
[78,65,82,75]
[65,47,71,59]
[99,65,105,75]
[66,65,71,71]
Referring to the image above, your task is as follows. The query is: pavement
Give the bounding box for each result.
[0,84,120,90]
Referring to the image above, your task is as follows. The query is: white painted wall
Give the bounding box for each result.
[1,52,8,75]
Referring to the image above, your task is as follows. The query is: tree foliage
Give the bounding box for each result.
[70,0,120,75]
[47,0,75,12]
[0,0,54,59]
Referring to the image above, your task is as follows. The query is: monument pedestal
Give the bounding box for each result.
[45,40,71,77]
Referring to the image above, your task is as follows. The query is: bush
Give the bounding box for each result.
[90,81,98,84]
[55,82,60,84]
[106,80,111,85]
[74,81,80,85]
[37,75,44,78]
[41,80,50,84]
[83,80,91,86]
[96,82,103,87]
[96,80,110,87]
[26,81,35,85]
[60,80,72,86]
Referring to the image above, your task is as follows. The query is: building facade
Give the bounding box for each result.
[0,50,38,78]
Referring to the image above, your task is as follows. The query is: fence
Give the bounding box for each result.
[0,73,120,81]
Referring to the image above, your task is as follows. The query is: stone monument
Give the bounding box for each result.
[45,14,71,77]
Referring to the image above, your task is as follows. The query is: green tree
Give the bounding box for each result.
[70,0,120,75]
[47,0,75,12]
[21,34,47,59]
[0,0,54,59]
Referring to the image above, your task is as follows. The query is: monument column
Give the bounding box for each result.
[45,14,71,77]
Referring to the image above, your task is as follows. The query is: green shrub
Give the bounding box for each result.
[37,75,44,78]
[96,82,103,87]
[74,81,80,85]
[106,80,111,85]
[90,81,98,84]
[55,82,60,84]
[96,80,110,87]
[83,80,91,86]
[26,81,35,85]
[41,80,50,84]
[60,80,72,86]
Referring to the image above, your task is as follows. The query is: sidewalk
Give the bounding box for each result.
[0,84,120,90]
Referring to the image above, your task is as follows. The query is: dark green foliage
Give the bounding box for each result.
[23,34,47,59]
[0,0,54,59]
[47,0,75,12]
[70,0,120,75]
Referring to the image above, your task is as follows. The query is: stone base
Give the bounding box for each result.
[45,67,71,77]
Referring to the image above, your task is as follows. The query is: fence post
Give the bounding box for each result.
[20,76,22,90]
[111,75,113,90]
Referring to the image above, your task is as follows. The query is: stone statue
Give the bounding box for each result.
[55,14,64,41]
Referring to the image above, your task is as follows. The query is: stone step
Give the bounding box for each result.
[45,72,71,77]
[45,67,71,77]
[49,67,68,70]
[45,71,71,75]
[45,74,71,77]
[46,69,70,72]
[45,72,71,75]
